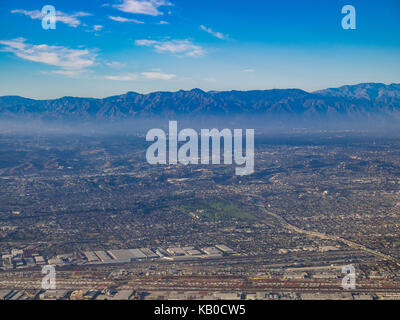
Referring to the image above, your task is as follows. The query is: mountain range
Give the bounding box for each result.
[1,83,400,122]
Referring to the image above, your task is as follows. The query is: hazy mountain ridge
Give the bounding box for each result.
[1,83,400,121]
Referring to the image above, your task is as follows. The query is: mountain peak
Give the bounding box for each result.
[189,88,206,93]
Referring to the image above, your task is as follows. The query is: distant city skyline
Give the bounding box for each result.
[0,0,399,99]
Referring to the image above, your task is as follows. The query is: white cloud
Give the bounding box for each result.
[105,61,126,69]
[109,15,144,23]
[105,74,137,81]
[113,0,172,16]
[93,25,104,31]
[159,20,169,24]
[44,69,86,77]
[0,38,96,76]
[242,68,256,73]
[141,71,175,80]
[11,9,91,28]
[200,25,226,40]
[135,39,206,57]
[104,71,175,80]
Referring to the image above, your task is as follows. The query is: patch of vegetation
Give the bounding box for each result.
[175,200,257,222]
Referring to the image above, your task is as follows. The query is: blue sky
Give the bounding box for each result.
[0,0,399,99]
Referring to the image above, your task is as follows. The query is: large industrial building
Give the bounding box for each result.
[79,245,234,265]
